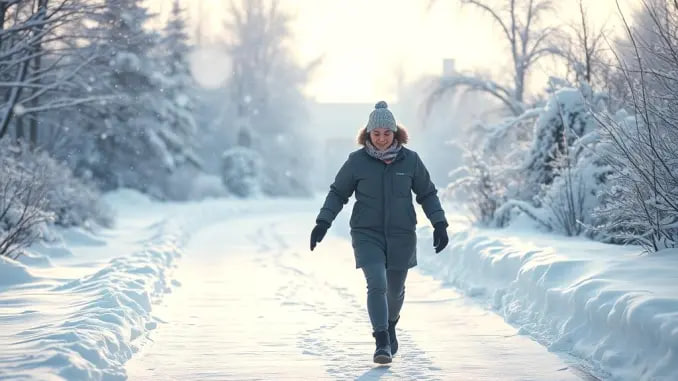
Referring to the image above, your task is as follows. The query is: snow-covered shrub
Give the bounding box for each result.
[221,147,262,198]
[522,88,595,202]
[492,87,612,236]
[447,152,507,226]
[2,139,112,229]
[539,157,587,236]
[0,149,54,259]
[591,2,678,251]
[43,164,113,229]
[539,130,611,236]
[594,110,678,251]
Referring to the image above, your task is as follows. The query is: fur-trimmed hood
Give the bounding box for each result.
[356,125,409,146]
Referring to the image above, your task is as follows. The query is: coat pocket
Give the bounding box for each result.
[393,173,413,197]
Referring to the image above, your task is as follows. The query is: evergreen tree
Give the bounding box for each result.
[61,0,198,198]
[157,0,200,170]
[223,0,313,197]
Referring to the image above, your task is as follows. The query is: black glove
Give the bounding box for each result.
[433,222,449,254]
[310,221,330,251]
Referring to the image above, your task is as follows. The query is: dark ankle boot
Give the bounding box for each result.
[372,330,392,364]
[388,316,400,355]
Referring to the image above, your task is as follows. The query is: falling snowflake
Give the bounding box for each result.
[14,104,26,116]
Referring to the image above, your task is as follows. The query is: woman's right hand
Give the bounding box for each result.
[310,221,330,251]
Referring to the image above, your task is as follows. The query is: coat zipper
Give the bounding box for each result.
[383,162,390,268]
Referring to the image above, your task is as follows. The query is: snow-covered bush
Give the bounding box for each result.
[447,152,508,225]
[491,86,612,236]
[221,147,262,198]
[522,88,595,201]
[2,139,112,229]
[591,1,678,251]
[539,130,611,236]
[0,148,54,259]
[595,110,678,250]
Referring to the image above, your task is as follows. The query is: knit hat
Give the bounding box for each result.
[366,101,397,132]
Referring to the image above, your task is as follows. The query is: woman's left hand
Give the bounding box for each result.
[310,221,330,251]
[433,222,449,253]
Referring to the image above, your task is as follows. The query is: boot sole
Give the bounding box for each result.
[373,354,392,364]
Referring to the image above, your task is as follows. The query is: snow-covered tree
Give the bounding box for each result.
[429,0,557,115]
[426,0,560,224]
[157,0,200,170]
[0,0,105,144]
[74,0,162,193]
[550,0,626,113]
[53,0,199,198]
[222,0,316,197]
[553,0,608,86]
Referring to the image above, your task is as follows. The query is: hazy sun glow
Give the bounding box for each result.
[147,0,628,102]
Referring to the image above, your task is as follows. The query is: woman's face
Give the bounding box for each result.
[369,128,394,151]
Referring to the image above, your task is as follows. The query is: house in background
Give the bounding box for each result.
[306,102,370,190]
[307,59,487,193]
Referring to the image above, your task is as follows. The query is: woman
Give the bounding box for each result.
[310,101,449,364]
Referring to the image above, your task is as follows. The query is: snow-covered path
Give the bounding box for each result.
[125,206,592,380]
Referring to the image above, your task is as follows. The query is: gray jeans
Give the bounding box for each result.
[361,262,408,332]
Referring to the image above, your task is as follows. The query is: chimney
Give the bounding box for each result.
[442,59,456,77]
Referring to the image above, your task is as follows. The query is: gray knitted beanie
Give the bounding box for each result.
[366,101,397,132]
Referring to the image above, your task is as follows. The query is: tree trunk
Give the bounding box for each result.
[15,115,23,140]
[29,0,48,147]
[0,1,12,50]
[0,57,29,139]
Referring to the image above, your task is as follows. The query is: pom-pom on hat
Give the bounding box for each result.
[366,101,397,132]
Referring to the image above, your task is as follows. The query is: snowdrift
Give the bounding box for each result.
[0,256,37,286]
[0,219,185,381]
[417,226,678,381]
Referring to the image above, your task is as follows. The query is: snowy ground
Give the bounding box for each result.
[0,191,188,380]
[417,215,678,381]
[124,206,587,380]
[1,192,675,380]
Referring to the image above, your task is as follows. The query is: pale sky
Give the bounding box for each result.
[147,0,629,103]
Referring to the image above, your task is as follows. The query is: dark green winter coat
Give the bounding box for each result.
[316,146,447,270]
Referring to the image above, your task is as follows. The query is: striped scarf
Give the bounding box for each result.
[364,140,402,162]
